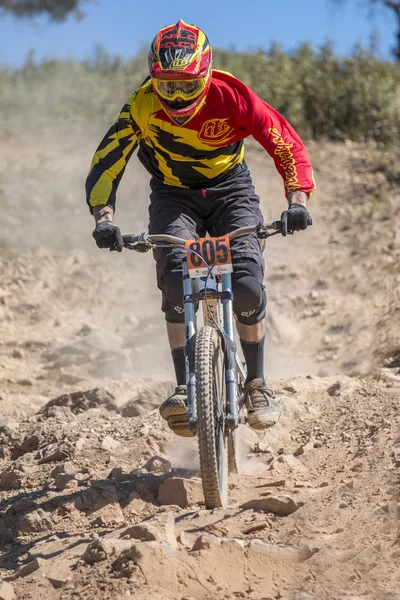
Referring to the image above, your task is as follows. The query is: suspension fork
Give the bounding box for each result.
[182,259,197,434]
[221,273,238,429]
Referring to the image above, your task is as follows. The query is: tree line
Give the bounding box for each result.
[1,44,399,145]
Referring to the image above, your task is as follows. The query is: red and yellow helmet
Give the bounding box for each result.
[148,20,212,124]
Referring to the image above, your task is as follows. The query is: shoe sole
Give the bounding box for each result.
[159,398,187,420]
[247,409,281,431]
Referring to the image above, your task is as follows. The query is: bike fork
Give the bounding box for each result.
[182,259,197,434]
[222,273,239,429]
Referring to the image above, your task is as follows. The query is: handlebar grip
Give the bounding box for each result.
[271,220,282,231]
[122,234,138,244]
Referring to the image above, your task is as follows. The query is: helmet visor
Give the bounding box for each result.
[153,78,205,102]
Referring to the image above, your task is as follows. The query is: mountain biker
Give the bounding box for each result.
[86,20,315,437]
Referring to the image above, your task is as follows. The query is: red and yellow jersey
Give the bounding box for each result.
[86,70,315,211]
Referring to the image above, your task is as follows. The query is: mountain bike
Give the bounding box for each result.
[117,221,283,509]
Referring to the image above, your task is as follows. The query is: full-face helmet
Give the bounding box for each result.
[149,20,212,124]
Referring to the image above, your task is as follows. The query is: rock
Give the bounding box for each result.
[75,486,124,525]
[0,581,15,600]
[242,522,269,535]
[75,438,86,451]
[41,386,118,416]
[118,382,175,417]
[119,513,177,549]
[17,433,41,453]
[177,531,191,546]
[117,399,148,418]
[158,478,203,508]
[189,535,245,590]
[11,497,36,514]
[12,349,24,359]
[10,558,44,579]
[327,382,341,396]
[37,443,73,465]
[241,495,299,516]
[43,406,76,422]
[293,439,314,456]
[108,466,124,479]
[101,436,120,452]
[143,455,172,473]
[192,533,221,551]
[76,324,95,336]
[83,539,133,564]
[51,461,76,478]
[55,473,77,491]
[251,439,275,454]
[0,466,23,489]
[257,479,286,488]
[18,509,53,534]
[136,480,160,503]
[47,575,69,589]
[17,379,33,386]
[113,542,178,591]
[125,492,147,516]
[281,454,308,471]
[351,462,363,472]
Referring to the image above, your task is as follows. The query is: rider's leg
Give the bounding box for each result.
[230,261,279,429]
[236,320,265,384]
[203,169,280,429]
[148,188,205,436]
[167,322,186,385]
[158,261,194,436]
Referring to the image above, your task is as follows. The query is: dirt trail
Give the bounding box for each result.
[0,135,399,599]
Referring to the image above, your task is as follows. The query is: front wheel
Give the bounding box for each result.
[195,325,228,508]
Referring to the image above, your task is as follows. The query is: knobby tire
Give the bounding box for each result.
[195,325,228,508]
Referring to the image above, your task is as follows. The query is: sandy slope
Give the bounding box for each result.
[0,135,399,599]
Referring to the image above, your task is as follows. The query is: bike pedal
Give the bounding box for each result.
[168,414,196,438]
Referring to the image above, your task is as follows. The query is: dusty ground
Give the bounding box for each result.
[0,131,399,599]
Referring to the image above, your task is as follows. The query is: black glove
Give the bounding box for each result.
[281,203,312,237]
[92,221,123,251]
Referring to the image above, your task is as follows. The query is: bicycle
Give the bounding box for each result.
[115,221,285,509]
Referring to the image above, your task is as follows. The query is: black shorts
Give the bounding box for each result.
[148,164,266,323]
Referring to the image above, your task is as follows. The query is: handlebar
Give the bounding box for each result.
[117,222,284,252]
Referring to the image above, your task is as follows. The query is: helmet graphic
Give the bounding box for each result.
[149,20,212,124]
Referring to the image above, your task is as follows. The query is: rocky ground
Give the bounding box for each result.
[0,133,399,599]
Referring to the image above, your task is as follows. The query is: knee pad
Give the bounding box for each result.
[161,258,185,323]
[232,260,266,325]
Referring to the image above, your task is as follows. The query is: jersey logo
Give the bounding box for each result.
[268,127,301,192]
[197,118,235,146]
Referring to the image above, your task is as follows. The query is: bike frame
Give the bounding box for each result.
[182,259,239,436]
[117,221,282,437]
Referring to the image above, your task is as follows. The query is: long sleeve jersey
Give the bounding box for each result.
[86,70,315,212]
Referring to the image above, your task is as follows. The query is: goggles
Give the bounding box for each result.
[153,78,206,102]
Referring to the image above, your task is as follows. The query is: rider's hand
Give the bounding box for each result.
[92,221,123,251]
[280,203,312,237]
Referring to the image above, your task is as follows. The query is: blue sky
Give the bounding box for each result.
[0,0,396,67]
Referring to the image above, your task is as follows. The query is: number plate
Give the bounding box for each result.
[185,235,233,278]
